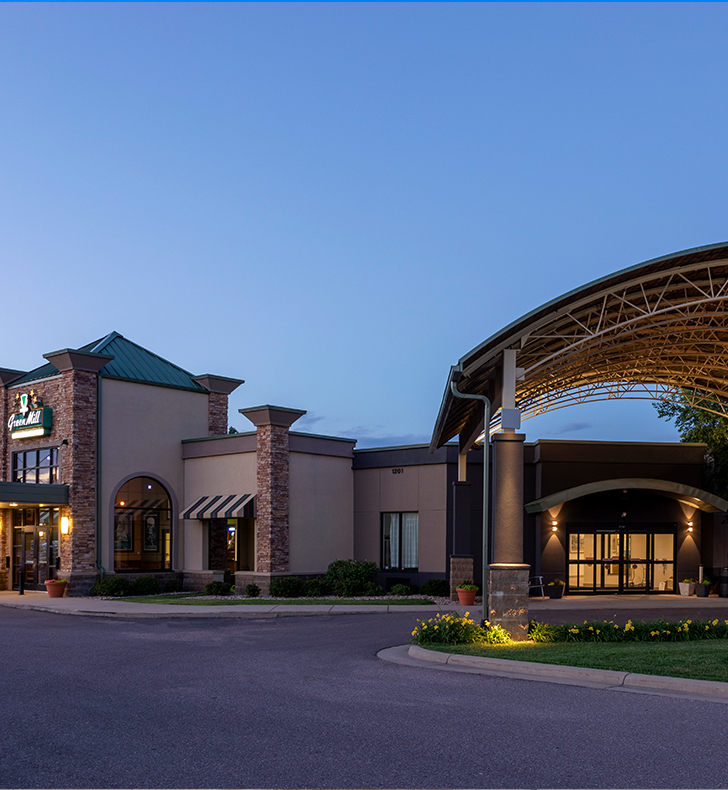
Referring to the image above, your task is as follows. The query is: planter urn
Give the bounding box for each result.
[456,588,477,606]
[679,582,695,596]
[45,580,68,598]
[547,585,564,599]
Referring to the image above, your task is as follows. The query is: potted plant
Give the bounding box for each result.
[547,579,565,599]
[696,578,712,598]
[679,578,696,596]
[456,582,478,606]
[44,578,68,598]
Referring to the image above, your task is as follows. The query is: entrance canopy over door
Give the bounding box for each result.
[181,494,255,520]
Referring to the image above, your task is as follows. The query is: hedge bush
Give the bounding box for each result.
[325,559,379,597]
[269,576,305,598]
[304,578,329,597]
[203,580,233,596]
[131,577,160,596]
[419,579,450,597]
[90,576,132,597]
[164,578,183,593]
[363,581,386,596]
[390,583,413,596]
[245,583,261,598]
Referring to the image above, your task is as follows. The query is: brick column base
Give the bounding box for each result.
[488,564,530,641]
[63,572,98,597]
[449,555,474,601]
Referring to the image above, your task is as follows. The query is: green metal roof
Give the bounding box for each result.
[11,332,208,393]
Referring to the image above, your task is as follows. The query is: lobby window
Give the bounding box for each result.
[13,448,59,484]
[382,512,418,571]
[114,477,172,572]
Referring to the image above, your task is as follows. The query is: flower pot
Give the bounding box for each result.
[679,582,695,596]
[547,585,564,599]
[456,589,477,606]
[45,581,67,598]
[696,584,710,598]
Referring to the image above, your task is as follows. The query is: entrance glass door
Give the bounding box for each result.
[12,508,60,591]
[568,527,675,594]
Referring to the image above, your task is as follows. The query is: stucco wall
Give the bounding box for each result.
[100,379,210,572]
[181,451,257,571]
[353,463,447,573]
[288,451,354,573]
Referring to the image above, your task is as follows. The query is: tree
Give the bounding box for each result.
[654,393,728,498]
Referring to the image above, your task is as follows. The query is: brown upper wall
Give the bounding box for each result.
[528,440,707,500]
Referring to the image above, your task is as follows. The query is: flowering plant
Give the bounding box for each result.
[548,579,565,586]
[46,578,68,584]
[411,612,510,646]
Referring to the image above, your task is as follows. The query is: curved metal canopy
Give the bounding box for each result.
[524,478,728,515]
[431,242,728,450]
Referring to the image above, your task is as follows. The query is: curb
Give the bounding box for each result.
[0,599,448,619]
[402,644,728,702]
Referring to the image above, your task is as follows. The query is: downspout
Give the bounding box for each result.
[450,380,490,627]
[95,372,106,579]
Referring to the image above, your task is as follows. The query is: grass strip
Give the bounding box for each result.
[118,596,435,606]
[424,640,728,683]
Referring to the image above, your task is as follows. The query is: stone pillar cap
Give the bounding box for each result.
[239,405,306,428]
[0,368,27,386]
[193,374,244,394]
[43,349,114,373]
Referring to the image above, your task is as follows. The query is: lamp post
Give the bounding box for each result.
[450,380,491,626]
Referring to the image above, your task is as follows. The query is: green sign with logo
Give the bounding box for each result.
[8,392,53,438]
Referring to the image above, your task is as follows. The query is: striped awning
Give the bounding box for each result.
[180,494,255,520]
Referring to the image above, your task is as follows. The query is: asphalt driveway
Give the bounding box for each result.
[1,607,727,789]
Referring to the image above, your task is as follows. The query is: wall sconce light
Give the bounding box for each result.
[551,520,558,532]
[61,516,70,535]
[687,521,694,532]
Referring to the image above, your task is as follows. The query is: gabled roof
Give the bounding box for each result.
[10,332,208,393]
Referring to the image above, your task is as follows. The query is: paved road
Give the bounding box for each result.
[2,607,728,789]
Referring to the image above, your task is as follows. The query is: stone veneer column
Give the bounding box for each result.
[449,555,474,601]
[193,376,244,436]
[239,405,306,578]
[44,349,113,595]
[490,431,529,638]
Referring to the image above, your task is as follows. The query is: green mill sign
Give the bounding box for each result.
[8,391,53,438]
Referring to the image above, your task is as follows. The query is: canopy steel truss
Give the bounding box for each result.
[431,242,728,448]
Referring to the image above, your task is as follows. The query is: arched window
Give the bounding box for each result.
[114,477,172,571]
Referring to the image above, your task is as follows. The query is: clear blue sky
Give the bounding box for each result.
[2,3,727,447]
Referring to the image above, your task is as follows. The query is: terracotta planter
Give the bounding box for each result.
[547,585,564,599]
[45,581,67,598]
[456,588,477,606]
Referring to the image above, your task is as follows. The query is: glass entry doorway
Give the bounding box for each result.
[567,528,675,594]
[12,508,60,591]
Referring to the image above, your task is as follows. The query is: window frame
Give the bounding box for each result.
[12,447,60,485]
[381,511,419,571]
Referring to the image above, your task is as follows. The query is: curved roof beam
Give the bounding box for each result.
[524,477,728,514]
[431,242,728,450]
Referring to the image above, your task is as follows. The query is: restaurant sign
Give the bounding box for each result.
[8,392,53,438]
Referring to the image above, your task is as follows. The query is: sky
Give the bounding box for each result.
[2,3,727,447]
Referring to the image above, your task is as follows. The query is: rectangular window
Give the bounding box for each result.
[12,448,60,485]
[381,512,418,570]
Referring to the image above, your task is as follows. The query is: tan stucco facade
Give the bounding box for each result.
[353,463,448,573]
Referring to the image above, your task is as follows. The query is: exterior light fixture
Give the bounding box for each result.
[39,531,45,538]
[61,516,70,535]
[687,522,694,532]
[551,521,558,532]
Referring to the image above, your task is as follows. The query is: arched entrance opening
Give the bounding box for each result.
[114,477,172,571]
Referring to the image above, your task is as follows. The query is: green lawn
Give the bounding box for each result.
[118,595,435,606]
[424,640,728,683]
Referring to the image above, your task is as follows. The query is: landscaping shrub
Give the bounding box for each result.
[203,580,233,596]
[130,577,161,596]
[419,579,450,597]
[411,612,511,646]
[269,576,305,598]
[325,559,379,597]
[90,576,132,597]
[390,583,413,596]
[304,578,329,597]
[528,618,728,643]
[363,581,385,596]
[245,583,261,598]
[164,578,183,593]
[528,620,561,643]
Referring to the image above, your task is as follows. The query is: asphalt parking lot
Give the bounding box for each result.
[2,607,728,789]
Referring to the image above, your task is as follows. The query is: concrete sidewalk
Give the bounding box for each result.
[0,590,469,618]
